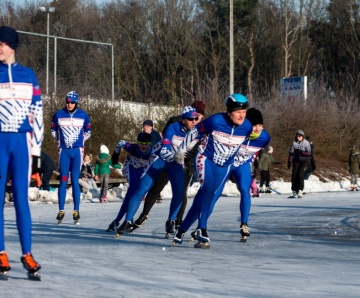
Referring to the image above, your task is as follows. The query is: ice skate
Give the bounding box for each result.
[175,218,183,229]
[297,190,303,198]
[115,221,133,237]
[196,228,210,242]
[56,210,65,224]
[106,220,119,232]
[0,252,11,280]
[288,191,297,198]
[266,188,272,194]
[189,230,197,241]
[259,186,266,194]
[194,241,211,249]
[21,253,41,281]
[165,220,175,239]
[172,228,185,245]
[72,210,80,225]
[132,213,148,231]
[240,223,250,242]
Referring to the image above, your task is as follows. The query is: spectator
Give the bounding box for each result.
[258,146,281,194]
[80,153,97,190]
[142,119,162,145]
[94,145,121,203]
[39,152,56,191]
[288,130,312,198]
[348,145,360,191]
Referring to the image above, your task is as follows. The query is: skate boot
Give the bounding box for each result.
[0,252,11,280]
[132,213,148,231]
[189,230,197,241]
[175,218,183,229]
[194,228,210,249]
[21,253,41,280]
[106,220,119,232]
[240,222,250,242]
[56,210,65,224]
[288,191,297,198]
[297,190,303,198]
[266,188,272,194]
[172,228,185,245]
[115,221,133,237]
[100,196,108,203]
[165,220,175,239]
[73,210,80,225]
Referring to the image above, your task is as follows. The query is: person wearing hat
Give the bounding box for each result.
[106,132,162,233]
[133,100,205,230]
[142,119,162,145]
[51,91,91,224]
[173,94,253,248]
[0,26,43,278]
[258,145,281,194]
[288,130,312,198]
[112,106,200,238]
[94,144,121,202]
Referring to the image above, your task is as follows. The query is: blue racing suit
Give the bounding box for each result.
[178,113,253,233]
[0,62,43,254]
[125,122,197,222]
[112,141,161,223]
[51,107,91,211]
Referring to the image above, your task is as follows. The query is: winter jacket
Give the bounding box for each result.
[94,153,120,176]
[81,162,94,179]
[258,152,279,171]
[289,138,312,162]
[348,148,360,174]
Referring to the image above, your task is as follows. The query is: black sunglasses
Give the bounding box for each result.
[138,142,151,145]
[186,117,198,122]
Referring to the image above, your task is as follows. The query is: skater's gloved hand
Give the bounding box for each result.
[287,161,291,169]
[32,155,41,174]
[115,140,126,153]
[174,148,186,165]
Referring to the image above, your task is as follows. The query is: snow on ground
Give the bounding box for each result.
[2,175,360,297]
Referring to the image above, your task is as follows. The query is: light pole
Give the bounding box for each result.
[39,6,55,98]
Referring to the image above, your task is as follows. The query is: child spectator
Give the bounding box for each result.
[94,145,121,202]
[80,154,97,190]
[250,152,260,197]
[258,146,280,194]
[348,146,360,191]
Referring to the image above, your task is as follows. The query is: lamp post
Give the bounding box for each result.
[39,6,55,98]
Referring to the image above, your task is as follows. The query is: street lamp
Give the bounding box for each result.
[39,6,55,98]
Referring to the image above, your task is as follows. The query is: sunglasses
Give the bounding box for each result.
[138,142,151,145]
[296,135,303,138]
[66,101,75,104]
[186,117,198,122]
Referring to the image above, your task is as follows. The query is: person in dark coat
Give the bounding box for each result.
[39,152,55,191]
[348,145,360,191]
[142,119,162,145]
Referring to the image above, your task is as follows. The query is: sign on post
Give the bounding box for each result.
[280,76,307,101]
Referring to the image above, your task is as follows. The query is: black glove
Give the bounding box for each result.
[287,161,291,169]
[111,151,120,166]
[32,155,41,174]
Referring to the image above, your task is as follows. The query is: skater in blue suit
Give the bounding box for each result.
[173,94,253,248]
[51,91,91,224]
[0,26,43,278]
[173,107,270,246]
[105,132,161,234]
[114,106,200,238]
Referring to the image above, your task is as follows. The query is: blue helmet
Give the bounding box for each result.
[65,91,79,104]
[225,93,248,113]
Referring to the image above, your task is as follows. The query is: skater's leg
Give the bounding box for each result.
[70,147,83,211]
[10,133,32,254]
[142,170,169,215]
[167,162,185,220]
[58,149,71,210]
[176,173,193,223]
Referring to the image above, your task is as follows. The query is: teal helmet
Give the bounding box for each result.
[226,94,248,113]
